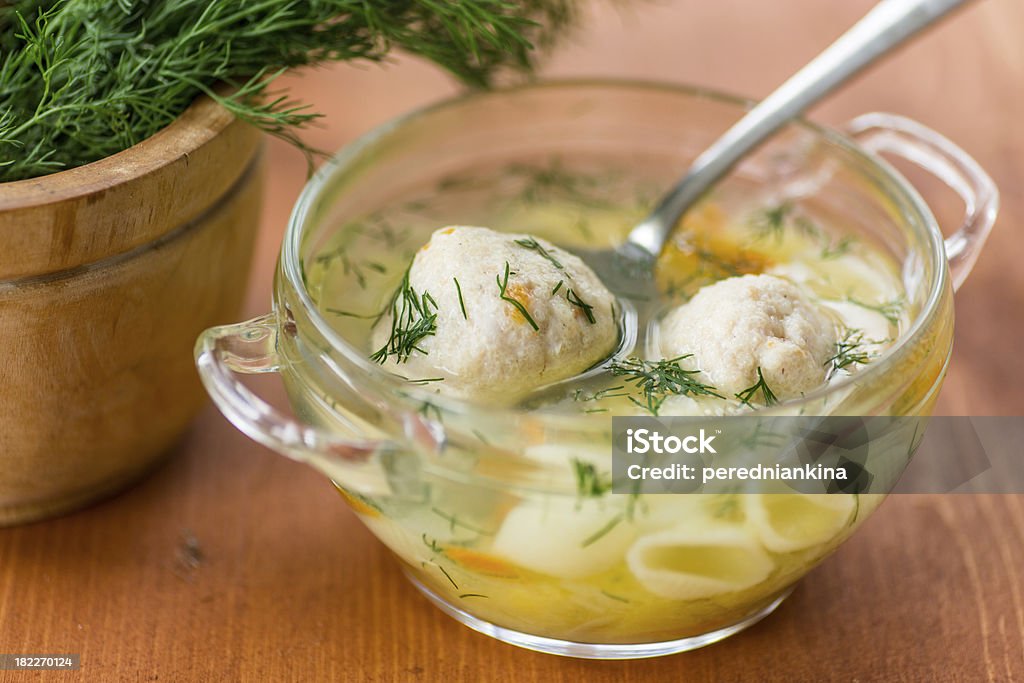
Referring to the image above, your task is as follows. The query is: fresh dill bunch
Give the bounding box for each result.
[608,355,724,416]
[0,0,578,182]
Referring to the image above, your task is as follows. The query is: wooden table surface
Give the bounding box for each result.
[3,1,1023,680]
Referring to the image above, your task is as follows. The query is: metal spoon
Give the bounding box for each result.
[580,0,971,294]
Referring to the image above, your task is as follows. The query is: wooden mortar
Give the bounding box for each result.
[0,96,263,525]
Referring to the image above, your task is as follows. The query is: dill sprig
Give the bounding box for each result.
[565,287,596,324]
[513,237,564,270]
[0,0,578,182]
[735,367,779,407]
[608,356,725,416]
[821,236,856,260]
[572,385,629,402]
[496,261,539,331]
[825,328,881,378]
[371,269,438,364]
[750,202,794,242]
[509,159,615,209]
[316,246,387,289]
[571,458,612,498]
[581,514,623,547]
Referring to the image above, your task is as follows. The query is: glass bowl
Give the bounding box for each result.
[195,81,996,658]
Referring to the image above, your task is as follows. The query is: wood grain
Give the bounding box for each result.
[0,96,263,525]
[2,0,1023,680]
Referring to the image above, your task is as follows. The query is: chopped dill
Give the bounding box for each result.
[750,202,794,242]
[418,400,444,422]
[584,407,609,413]
[437,565,459,589]
[608,356,724,416]
[514,237,564,270]
[821,236,855,260]
[581,514,623,547]
[471,429,491,445]
[565,288,596,324]
[453,277,468,320]
[600,590,630,603]
[826,328,873,377]
[571,458,612,498]
[459,593,489,599]
[317,246,389,290]
[794,215,823,241]
[694,247,743,277]
[326,308,379,319]
[551,280,564,296]
[509,161,614,210]
[845,295,904,326]
[370,269,438,364]
[422,534,443,553]
[496,261,540,331]
[575,217,594,240]
[712,495,740,520]
[431,507,495,536]
[407,377,446,385]
[735,367,779,407]
[574,385,629,402]
[367,221,410,249]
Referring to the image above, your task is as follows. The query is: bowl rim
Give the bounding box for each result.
[282,78,950,426]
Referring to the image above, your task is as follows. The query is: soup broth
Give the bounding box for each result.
[297,159,906,642]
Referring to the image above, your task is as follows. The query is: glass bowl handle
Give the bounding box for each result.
[844,113,998,291]
[194,314,389,466]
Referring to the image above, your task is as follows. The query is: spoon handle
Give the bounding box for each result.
[628,0,971,256]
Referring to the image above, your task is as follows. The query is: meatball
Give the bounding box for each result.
[372,226,619,404]
[658,274,837,400]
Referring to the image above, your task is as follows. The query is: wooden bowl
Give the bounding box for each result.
[0,96,263,524]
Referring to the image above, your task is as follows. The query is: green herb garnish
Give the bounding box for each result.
[751,202,794,242]
[431,507,494,536]
[510,160,614,209]
[371,269,438,364]
[496,261,539,331]
[821,236,856,260]
[846,295,904,326]
[453,277,468,320]
[565,287,596,324]
[571,458,612,498]
[825,328,885,378]
[608,356,724,416]
[551,279,564,296]
[0,0,579,182]
[581,514,623,547]
[514,237,563,270]
[600,590,630,603]
[735,367,779,407]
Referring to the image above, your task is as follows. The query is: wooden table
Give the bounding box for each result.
[3,1,1023,680]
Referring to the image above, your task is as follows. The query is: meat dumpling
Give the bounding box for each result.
[372,226,619,404]
[658,274,837,401]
